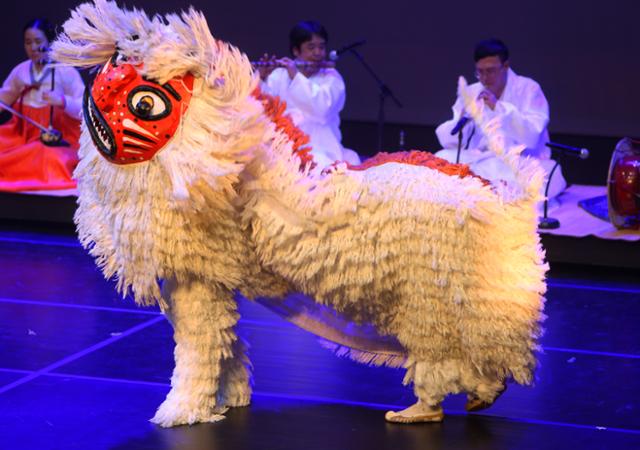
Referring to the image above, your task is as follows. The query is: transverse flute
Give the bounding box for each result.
[251,59,336,68]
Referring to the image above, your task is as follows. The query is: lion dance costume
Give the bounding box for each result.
[52,0,547,426]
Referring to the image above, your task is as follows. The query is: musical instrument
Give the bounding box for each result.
[0,100,68,147]
[251,59,335,69]
[607,137,640,229]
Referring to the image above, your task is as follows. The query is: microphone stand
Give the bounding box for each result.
[538,160,561,229]
[347,49,402,151]
[456,128,463,164]
[538,142,590,230]
[450,117,470,164]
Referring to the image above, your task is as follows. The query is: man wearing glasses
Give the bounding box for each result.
[435,39,566,200]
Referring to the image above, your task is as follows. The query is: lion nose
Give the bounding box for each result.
[92,63,137,113]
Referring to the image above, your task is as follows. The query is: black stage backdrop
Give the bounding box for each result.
[1,0,638,138]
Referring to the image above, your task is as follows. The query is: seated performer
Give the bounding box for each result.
[435,39,566,201]
[0,18,84,192]
[258,20,361,169]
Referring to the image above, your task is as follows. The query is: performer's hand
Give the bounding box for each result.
[278,57,299,79]
[257,53,276,80]
[42,91,66,108]
[478,90,497,110]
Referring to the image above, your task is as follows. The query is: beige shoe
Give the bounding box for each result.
[384,405,444,424]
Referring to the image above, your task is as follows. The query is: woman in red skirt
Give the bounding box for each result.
[0,18,84,192]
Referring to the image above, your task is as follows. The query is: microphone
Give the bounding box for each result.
[328,39,366,61]
[546,142,589,159]
[450,116,470,135]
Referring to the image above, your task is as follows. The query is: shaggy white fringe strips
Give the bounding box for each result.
[54,0,547,426]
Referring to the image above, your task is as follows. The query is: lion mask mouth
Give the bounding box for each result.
[84,89,117,159]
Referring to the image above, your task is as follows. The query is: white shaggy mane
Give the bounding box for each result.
[53,0,279,304]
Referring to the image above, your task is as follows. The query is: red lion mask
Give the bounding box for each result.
[84,54,194,164]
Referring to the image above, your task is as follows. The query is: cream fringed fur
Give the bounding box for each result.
[53,0,547,427]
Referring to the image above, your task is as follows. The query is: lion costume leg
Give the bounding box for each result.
[384,359,451,423]
[385,280,531,423]
[384,288,468,423]
[383,291,458,423]
[151,278,242,427]
[217,335,252,408]
[385,362,507,422]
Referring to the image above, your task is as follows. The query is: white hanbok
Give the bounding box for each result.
[261,67,360,169]
[435,68,566,200]
[0,60,84,191]
[0,60,84,119]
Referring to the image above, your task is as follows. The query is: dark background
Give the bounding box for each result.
[1,0,638,183]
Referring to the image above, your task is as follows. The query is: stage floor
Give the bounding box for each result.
[0,224,639,449]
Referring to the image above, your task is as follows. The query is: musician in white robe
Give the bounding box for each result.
[0,18,83,192]
[435,39,566,201]
[258,21,360,170]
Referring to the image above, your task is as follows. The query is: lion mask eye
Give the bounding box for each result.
[135,95,154,117]
[128,87,171,120]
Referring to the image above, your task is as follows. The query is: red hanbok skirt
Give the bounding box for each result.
[0,104,81,192]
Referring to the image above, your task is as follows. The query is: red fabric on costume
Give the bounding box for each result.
[0,104,80,192]
[252,87,315,171]
[347,150,491,185]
